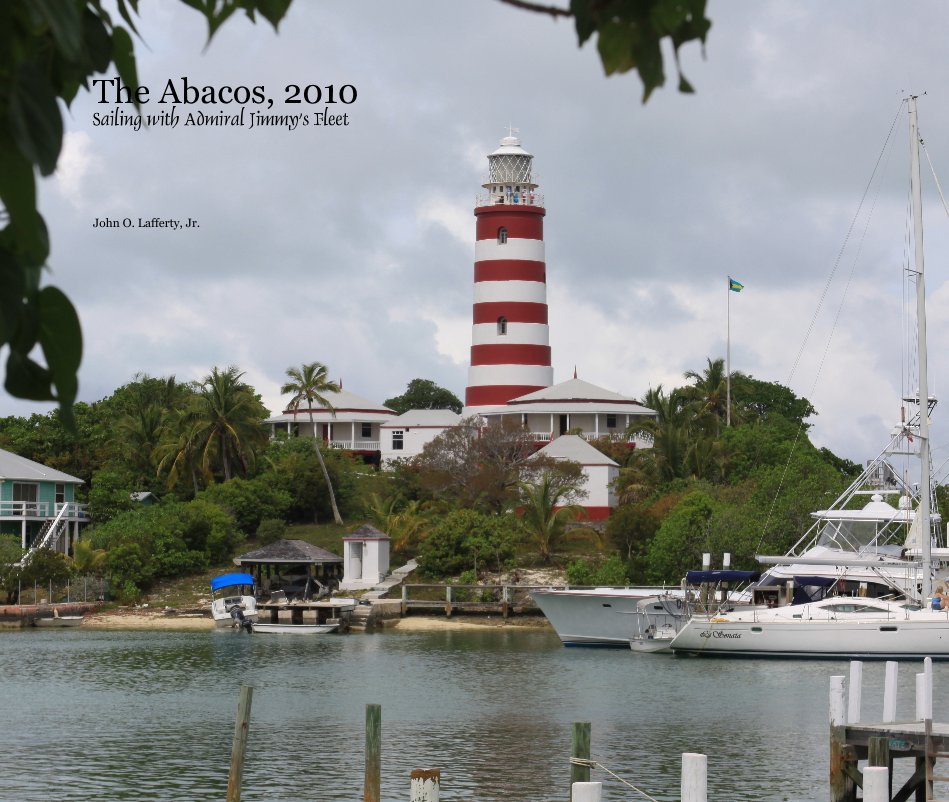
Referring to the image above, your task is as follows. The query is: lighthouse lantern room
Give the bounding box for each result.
[465,131,553,410]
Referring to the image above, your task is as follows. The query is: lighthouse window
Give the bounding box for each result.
[497,316,508,335]
[498,227,508,244]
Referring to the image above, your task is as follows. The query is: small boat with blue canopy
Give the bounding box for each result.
[210,572,259,629]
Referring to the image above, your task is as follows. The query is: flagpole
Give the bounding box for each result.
[726,278,731,427]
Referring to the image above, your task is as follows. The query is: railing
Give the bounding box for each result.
[527,431,654,448]
[327,440,380,451]
[0,501,88,519]
[397,583,555,617]
[475,192,544,208]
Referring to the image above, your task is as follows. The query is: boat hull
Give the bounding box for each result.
[670,610,949,658]
[33,616,83,627]
[531,588,685,647]
[251,622,339,635]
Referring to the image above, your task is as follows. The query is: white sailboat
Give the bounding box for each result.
[671,96,949,658]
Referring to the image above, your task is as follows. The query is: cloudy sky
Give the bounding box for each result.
[8,0,949,472]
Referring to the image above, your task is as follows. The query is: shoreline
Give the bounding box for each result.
[76,607,553,632]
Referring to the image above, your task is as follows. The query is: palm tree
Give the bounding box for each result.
[682,357,737,435]
[189,366,269,482]
[281,362,343,525]
[518,472,584,563]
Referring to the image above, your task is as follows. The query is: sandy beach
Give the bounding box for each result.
[78,606,552,632]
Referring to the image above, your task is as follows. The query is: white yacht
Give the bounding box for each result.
[669,596,949,658]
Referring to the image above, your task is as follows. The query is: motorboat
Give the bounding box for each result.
[628,595,687,653]
[33,609,83,627]
[210,572,259,628]
[250,621,340,635]
[533,570,756,648]
[669,596,949,658]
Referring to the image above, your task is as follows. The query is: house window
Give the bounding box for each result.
[497,316,508,335]
[55,483,66,506]
[498,227,508,244]
[392,430,404,450]
[13,482,38,515]
[361,422,372,438]
[606,414,617,429]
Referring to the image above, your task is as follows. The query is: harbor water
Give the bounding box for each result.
[0,625,944,801]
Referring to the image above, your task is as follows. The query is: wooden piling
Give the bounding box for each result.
[571,781,602,802]
[225,685,253,802]
[364,703,381,802]
[570,722,591,795]
[867,736,892,802]
[848,661,862,724]
[410,768,440,802]
[830,675,856,802]
[883,661,898,723]
[863,766,889,802]
[681,753,707,802]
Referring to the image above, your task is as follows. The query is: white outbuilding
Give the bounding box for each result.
[531,434,620,520]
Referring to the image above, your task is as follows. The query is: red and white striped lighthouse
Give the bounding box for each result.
[464,132,553,410]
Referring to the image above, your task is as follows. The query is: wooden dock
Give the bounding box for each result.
[831,660,949,802]
[398,583,551,618]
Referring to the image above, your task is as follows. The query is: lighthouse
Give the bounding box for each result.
[464,132,553,410]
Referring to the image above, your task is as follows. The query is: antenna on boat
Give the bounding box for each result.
[907,95,933,602]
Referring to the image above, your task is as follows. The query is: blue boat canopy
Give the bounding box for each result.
[211,573,256,591]
[686,570,760,584]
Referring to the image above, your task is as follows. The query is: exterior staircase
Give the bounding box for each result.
[347,559,416,630]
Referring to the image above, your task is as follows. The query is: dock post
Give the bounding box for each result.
[830,675,856,802]
[570,722,591,796]
[848,661,862,723]
[502,585,510,619]
[863,766,889,802]
[883,661,898,723]
[571,781,601,802]
[410,768,440,802]
[867,737,892,801]
[681,753,707,802]
[401,585,408,617]
[445,585,453,618]
[225,684,253,802]
[364,703,382,802]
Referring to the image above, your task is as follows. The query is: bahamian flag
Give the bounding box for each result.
[728,276,744,293]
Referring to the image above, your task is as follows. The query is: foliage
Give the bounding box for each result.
[87,468,136,526]
[281,361,344,524]
[256,517,287,546]
[87,499,241,597]
[361,492,432,556]
[197,476,291,535]
[384,378,463,414]
[410,417,540,513]
[604,502,660,582]
[20,548,72,590]
[416,509,517,579]
[71,540,107,577]
[503,0,710,101]
[517,467,587,562]
[565,554,629,586]
[187,366,270,482]
[645,487,717,583]
[0,535,24,603]
[0,0,291,418]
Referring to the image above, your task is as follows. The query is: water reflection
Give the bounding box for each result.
[0,628,943,801]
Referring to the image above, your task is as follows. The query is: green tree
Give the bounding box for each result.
[197,476,291,536]
[281,361,343,525]
[645,487,716,583]
[518,469,586,562]
[0,536,24,603]
[682,357,731,436]
[384,378,463,414]
[87,468,135,526]
[189,366,269,482]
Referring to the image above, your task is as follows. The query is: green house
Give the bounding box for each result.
[0,448,87,553]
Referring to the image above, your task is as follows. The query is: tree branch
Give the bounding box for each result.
[495,0,572,19]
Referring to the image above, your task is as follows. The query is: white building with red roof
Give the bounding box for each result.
[531,434,620,520]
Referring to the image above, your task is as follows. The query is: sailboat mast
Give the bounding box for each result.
[908,95,933,601]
